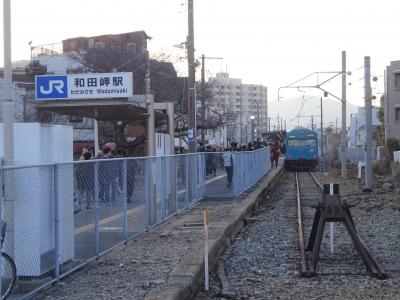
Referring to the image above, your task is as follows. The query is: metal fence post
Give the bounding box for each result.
[94,161,100,257]
[123,160,128,242]
[193,154,198,202]
[169,156,177,214]
[185,156,189,206]
[53,164,60,280]
[161,157,166,219]
[175,157,179,212]
[233,153,238,196]
[0,166,4,293]
[144,158,149,228]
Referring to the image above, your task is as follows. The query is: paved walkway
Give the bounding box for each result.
[35,166,284,300]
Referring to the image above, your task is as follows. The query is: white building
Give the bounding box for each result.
[349,106,381,148]
[208,72,268,146]
[384,61,400,141]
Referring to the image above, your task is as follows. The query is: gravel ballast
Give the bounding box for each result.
[195,170,400,300]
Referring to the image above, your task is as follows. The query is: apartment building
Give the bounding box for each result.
[209,72,268,145]
[384,60,400,140]
[62,31,150,55]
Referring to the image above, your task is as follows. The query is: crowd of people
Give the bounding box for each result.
[74,141,282,212]
[75,147,138,214]
[199,141,279,188]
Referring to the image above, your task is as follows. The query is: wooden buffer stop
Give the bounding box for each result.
[306,183,388,279]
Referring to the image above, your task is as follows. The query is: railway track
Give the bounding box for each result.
[295,171,390,278]
[194,171,400,299]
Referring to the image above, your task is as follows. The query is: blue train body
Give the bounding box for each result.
[284,128,319,171]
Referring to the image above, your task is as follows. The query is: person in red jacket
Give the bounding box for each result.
[271,143,280,168]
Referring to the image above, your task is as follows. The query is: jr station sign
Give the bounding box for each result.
[35,72,133,100]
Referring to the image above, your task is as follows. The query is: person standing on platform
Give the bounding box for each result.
[272,143,280,168]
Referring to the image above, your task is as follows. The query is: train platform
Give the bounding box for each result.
[36,166,285,300]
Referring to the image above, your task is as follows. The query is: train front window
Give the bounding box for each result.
[288,139,316,147]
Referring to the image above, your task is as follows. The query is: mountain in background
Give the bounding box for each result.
[268,96,359,131]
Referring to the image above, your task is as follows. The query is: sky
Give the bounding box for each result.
[1,0,400,123]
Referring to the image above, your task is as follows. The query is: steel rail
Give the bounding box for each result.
[308,172,324,191]
[295,172,308,275]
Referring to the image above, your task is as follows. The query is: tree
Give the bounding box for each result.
[386,138,400,161]
[377,107,384,124]
[83,47,182,154]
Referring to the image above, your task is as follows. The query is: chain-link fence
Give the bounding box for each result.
[203,147,271,198]
[0,149,270,299]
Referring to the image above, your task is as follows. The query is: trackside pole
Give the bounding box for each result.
[204,208,209,291]
[329,184,334,253]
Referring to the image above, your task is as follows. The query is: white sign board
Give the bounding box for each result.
[394,151,400,162]
[35,72,133,100]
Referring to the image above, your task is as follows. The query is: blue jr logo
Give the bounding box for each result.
[39,80,64,94]
[36,76,68,100]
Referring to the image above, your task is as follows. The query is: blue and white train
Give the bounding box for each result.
[284,128,319,171]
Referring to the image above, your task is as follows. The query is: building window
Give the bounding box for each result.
[88,39,95,48]
[127,42,137,54]
[396,108,400,122]
[95,41,106,49]
[69,40,77,50]
[395,73,400,88]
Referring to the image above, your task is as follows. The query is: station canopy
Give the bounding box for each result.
[35,95,167,122]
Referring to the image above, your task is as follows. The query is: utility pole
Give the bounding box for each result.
[146,52,156,225]
[3,0,13,164]
[355,114,358,146]
[187,0,196,153]
[311,115,314,131]
[146,53,155,157]
[341,51,347,178]
[200,54,206,145]
[364,56,373,191]
[268,117,271,131]
[335,118,338,135]
[320,97,324,171]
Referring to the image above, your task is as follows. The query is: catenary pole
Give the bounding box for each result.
[200,54,205,145]
[364,56,373,191]
[341,51,347,178]
[320,97,324,171]
[3,0,13,164]
[146,52,156,225]
[311,115,314,131]
[187,0,196,153]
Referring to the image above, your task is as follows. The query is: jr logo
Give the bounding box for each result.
[35,75,68,100]
[39,80,65,95]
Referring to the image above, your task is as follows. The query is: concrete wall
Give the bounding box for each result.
[0,123,74,276]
